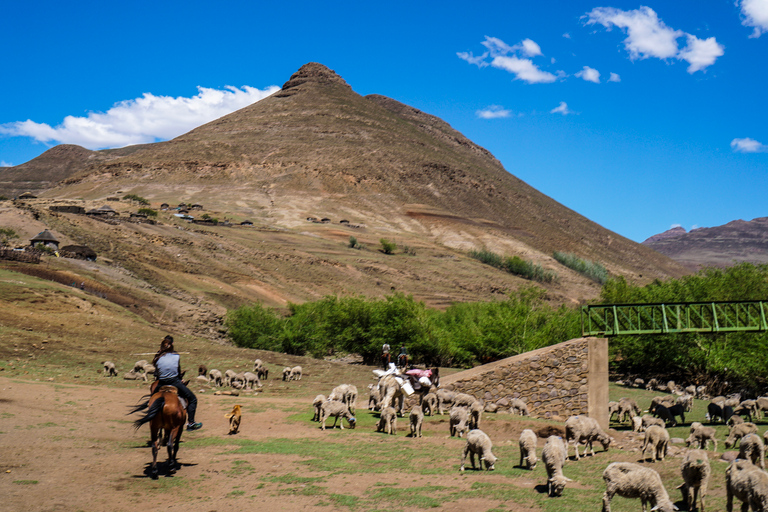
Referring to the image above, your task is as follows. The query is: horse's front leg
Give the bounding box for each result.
[150,426,160,478]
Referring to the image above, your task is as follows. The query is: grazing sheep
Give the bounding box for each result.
[641,414,665,432]
[652,404,678,426]
[453,393,478,408]
[225,404,241,435]
[282,367,291,381]
[449,406,470,438]
[696,385,707,399]
[633,378,645,388]
[564,415,612,460]
[329,384,358,414]
[320,400,356,430]
[519,429,538,470]
[649,395,675,414]
[468,400,483,430]
[367,384,381,411]
[255,365,268,380]
[726,458,768,512]
[510,398,529,416]
[459,429,497,471]
[725,394,742,408]
[224,369,237,387]
[728,414,745,428]
[208,369,223,387]
[676,394,694,412]
[253,358,263,371]
[710,396,726,407]
[102,361,117,377]
[133,359,149,373]
[421,392,437,416]
[685,384,696,396]
[734,400,759,423]
[678,449,710,512]
[436,389,456,414]
[725,422,758,448]
[377,406,397,435]
[608,401,620,422]
[738,433,765,469]
[645,378,659,391]
[706,402,730,423]
[641,425,670,462]
[141,364,156,376]
[631,416,643,432]
[601,462,676,512]
[198,364,207,377]
[195,374,210,385]
[242,371,261,390]
[542,435,570,497]
[312,394,326,422]
[756,396,768,419]
[289,365,302,381]
[409,405,424,438]
[617,398,641,424]
[686,422,718,451]
[123,370,147,381]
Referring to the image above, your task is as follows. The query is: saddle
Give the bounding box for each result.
[157,385,187,409]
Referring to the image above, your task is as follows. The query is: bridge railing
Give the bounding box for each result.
[581,301,768,337]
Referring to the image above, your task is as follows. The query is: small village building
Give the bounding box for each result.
[30,229,59,250]
[86,205,118,217]
[18,192,37,200]
[240,220,253,226]
[60,245,97,261]
[190,204,203,211]
[160,203,170,211]
[320,218,331,223]
[106,197,120,201]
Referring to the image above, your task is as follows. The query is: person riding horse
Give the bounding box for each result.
[152,335,202,431]
[397,345,408,368]
[381,343,391,369]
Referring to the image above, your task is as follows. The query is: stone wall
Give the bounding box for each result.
[439,337,608,428]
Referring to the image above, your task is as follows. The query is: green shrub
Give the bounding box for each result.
[0,227,18,246]
[137,208,157,218]
[122,194,149,205]
[379,239,396,255]
[348,236,359,249]
[553,251,608,284]
[468,249,557,283]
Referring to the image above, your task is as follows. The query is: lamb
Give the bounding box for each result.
[728,414,745,428]
[686,422,718,451]
[253,359,269,380]
[453,393,478,408]
[319,400,356,430]
[102,361,117,377]
[725,422,758,448]
[436,389,455,414]
[726,458,768,512]
[377,406,397,435]
[421,392,437,416]
[123,370,147,381]
[282,367,291,381]
[518,429,538,470]
[312,394,326,422]
[601,462,677,512]
[208,369,223,387]
[329,384,357,414]
[641,425,670,462]
[631,416,643,432]
[738,433,765,469]
[510,398,529,416]
[468,400,483,430]
[289,365,302,381]
[608,401,620,422]
[449,406,470,438]
[224,369,237,387]
[542,435,570,497]
[617,397,641,424]
[409,405,424,438]
[225,404,241,435]
[734,400,759,423]
[367,384,381,411]
[564,415,612,460]
[678,449,710,512]
[459,429,497,471]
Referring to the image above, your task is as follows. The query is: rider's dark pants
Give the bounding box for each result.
[158,377,198,423]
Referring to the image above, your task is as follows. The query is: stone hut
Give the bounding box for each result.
[18,192,37,199]
[86,205,118,217]
[240,220,253,226]
[160,203,170,211]
[30,229,59,250]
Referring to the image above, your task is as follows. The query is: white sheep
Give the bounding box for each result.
[289,365,302,381]
[602,462,677,512]
[208,369,223,387]
[329,384,358,414]
[459,429,497,471]
[678,449,710,512]
[281,367,291,381]
[631,416,643,433]
[641,425,670,462]
[368,384,381,411]
[436,389,455,414]
[738,433,765,469]
[468,400,483,430]
[542,435,570,497]
[224,369,237,387]
[510,398,529,416]
[312,394,326,422]
[725,422,758,448]
[726,458,768,512]
[102,361,117,377]
[641,414,665,432]
[686,422,718,451]
[253,358,263,371]
[242,371,261,390]
[409,405,423,438]
[617,397,641,424]
[453,393,478,408]
[518,429,538,470]
[564,415,612,460]
[132,359,149,373]
[377,406,397,435]
[421,392,437,416]
[319,400,356,430]
[449,406,470,438]
[123,370,147,381]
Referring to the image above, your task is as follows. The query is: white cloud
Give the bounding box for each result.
[563,33,572,39]
[585,6,723,73]
[575,66,601,83]
[460,36,559,83]
[520,38,543,57]
[550,102,572,115]
[731,137,768,153]
[491,55,558,83]
[740,0,768,37]
[481,36,516,57]
[0,85,280,150]
[0,161,13,167]
[476,106,512,119]
[457,51,489,67]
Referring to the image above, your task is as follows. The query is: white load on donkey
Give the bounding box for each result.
[373,364,440,417]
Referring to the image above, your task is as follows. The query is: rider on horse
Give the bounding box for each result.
[397,345,408,368]
[152,335,203,431]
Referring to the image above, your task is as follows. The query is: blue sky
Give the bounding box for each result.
[1,0,767,243]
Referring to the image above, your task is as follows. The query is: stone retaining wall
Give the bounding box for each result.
[439,337,608,428]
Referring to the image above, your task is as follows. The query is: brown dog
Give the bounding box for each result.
[225,404,242,435]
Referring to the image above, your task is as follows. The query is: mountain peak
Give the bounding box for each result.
[281,62,350,91]
[642,226,687,244]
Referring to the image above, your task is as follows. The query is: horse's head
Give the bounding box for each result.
[430,368,440,388]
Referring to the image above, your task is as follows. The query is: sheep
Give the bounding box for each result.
[686,422,718,451]
[710,396,726,407]
[102,361,117,377]
[564,415,612,460]
[225,404,241,435]
[409,405,424,438]
[633,378,645,388]
[542,435,570,497]
[312,394,326,422]
[725,422,758,448]
[224,369,237,387]
[468,400,483,430]
[725,394,742,408]
[449,406,470,438]
[329,384,357,414]
[133,359,149,373]
[367,384,381,411]
[738,433,765,469]
[197,364,207,377]
[242,371,261,390]
[601,462,677,512]
[453,393,478,408]
[253,359,269,380]
[696,385,707,399]
[421,392,437,416]
[617,397,641,424]
[195,374,210,385]
[756,396,768,419]
[123,370,147,381]
[726,458,768,512]
[676,394,694,412]
[645,378,659,391]
[678,449,710,512]
[459,429,497,471]
[141,364,155,376]
[319,400,356,430]
[651,404,678,426]
[253,358,263,371]
[641,414,665,432]
[518,429,538,470]
[685,384,696,396]
[377,406,397,435]
[631,416,643,432]
[289,365,302,381]
[734,400,759,423]
[649,395,676,414]
[608,401,620,422]
[641,425,670,462]
[706,401,731,423]
[282,367,291,381]
[436,389,455,414]
[208,369,223,387]
[510,398,529,416]
[728,414,745,428]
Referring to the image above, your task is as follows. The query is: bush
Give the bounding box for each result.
[122,194,149,205]
[0,227,18,246]
[349,236,360,249]
[468,249,557,283]
[137,208,157,218]
[553,251,608,284]
[379,238,396,255]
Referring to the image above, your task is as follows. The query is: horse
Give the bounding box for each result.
[381,352,391,369]
[397,353,409,369]
[131,385,187,478]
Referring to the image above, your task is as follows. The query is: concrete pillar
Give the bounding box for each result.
[587,337,609,430]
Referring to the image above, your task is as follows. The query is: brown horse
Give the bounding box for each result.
[132,385,186,478]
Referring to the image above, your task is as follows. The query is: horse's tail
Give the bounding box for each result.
[132,396,165,431]
[127,394,152,415]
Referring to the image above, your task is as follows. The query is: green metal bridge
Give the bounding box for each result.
[581,301,768,337]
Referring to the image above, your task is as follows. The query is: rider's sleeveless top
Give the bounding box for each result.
[156,353,181,381]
